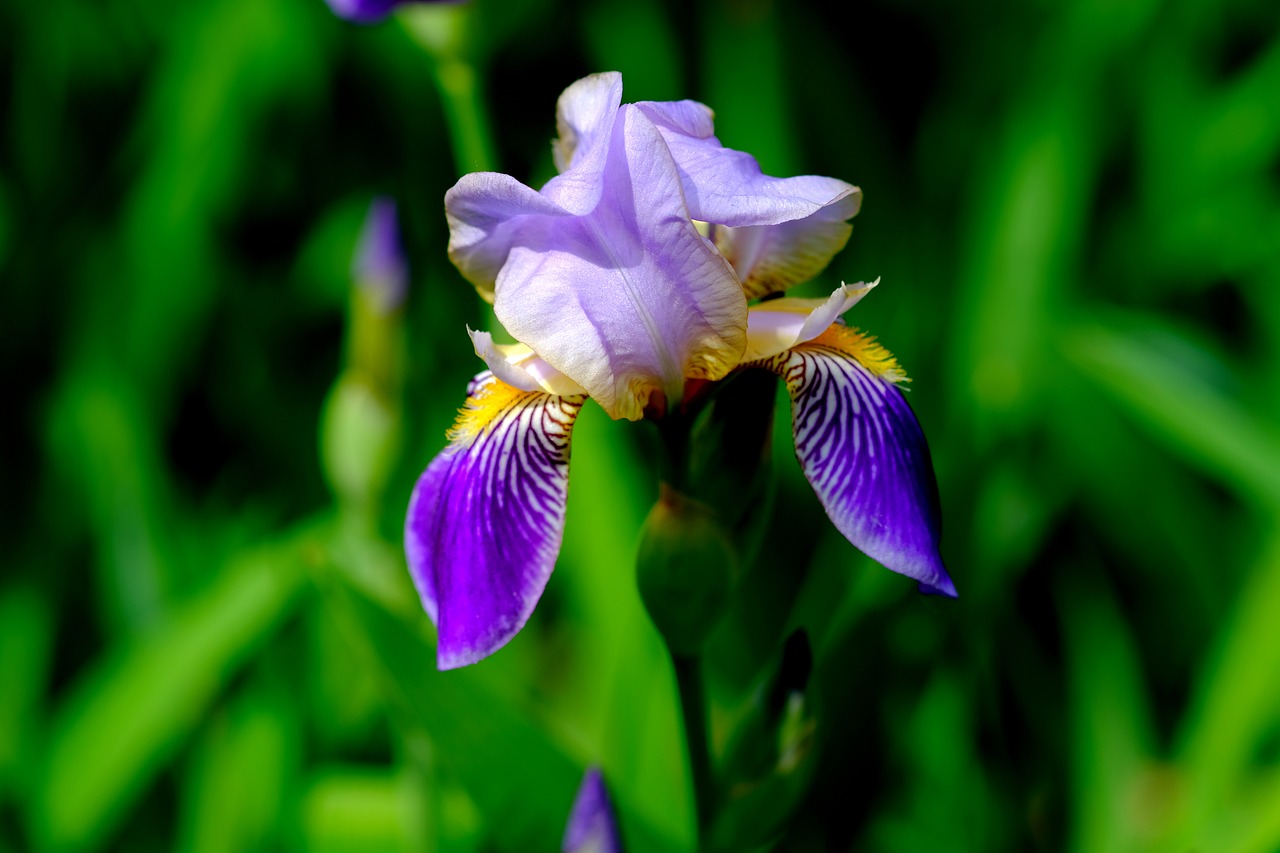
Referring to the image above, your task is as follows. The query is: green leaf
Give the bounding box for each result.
[33,525,315,851]
[297,767,425,853]
[0,585,54,789]
[321,569,680,853]
[1168,532,1280,848]
[177,687,298,853]
[1060,577,1157,853]
[1062,314,1280,510]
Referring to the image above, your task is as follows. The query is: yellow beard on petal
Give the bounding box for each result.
[806,325,910,384]
[447,379,530,443]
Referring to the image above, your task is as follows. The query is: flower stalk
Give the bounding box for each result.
[399,5,498,174]
[673,652,715,848]
[639,401,738,847]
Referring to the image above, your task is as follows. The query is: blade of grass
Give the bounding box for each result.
[33,521,319,851]
[1164,532,1280,848]
[1061,315,1280,510]
[1060,576,1158,853]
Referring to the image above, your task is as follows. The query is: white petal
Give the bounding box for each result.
[742,280,878,362]
[468,329,589,397]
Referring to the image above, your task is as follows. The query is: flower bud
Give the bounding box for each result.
[636,485,738,656]
[562,767,623,853]
[320,372,399,512]
[352,196,408,316]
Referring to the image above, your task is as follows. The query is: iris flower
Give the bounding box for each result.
[406,72,955,670]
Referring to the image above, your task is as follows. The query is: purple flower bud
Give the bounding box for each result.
[353,196,407,313]
[563,767,623,853]
[325,0,457,25]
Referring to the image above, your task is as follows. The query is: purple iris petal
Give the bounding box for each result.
[544,72,625,214]
[325,0,455,24]
[494,103,747,420]
[711,206,859,301]
[404,378,585,669]
[446,82,747,421]
[353,196,407,313]
[762,331,956,597]
[636,99,858,228]
[443,71,865,420]
[446,172,576,302]
[562,768,624,853]
[635,99,859,297]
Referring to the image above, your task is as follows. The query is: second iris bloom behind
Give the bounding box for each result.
[406,71,956,670]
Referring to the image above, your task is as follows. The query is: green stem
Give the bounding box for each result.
[673,652,714,848]
[656,410,693,493]
[399,7,499,174]
[431,57,498,174]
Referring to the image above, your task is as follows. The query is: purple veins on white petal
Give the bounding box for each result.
[404,383,584,669]
[772,341,956,597]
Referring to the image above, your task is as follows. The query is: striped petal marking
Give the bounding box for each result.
[404,376,586,669]
[753,325,957,596]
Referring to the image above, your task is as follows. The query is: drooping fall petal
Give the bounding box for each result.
[404,377,585,669]
[753,325,955,596]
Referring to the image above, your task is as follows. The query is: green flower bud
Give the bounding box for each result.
[320,372,400,512]
[636,485,738,655]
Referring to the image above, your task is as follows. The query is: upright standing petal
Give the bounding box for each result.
[753,325,956,596]
[444,73,625,300]
[711,208,859,301]
[445,173,572,302]
[562,767,624,853]
[404,376,586,669]
[545,72,625,213]
[494,104,747,420]
[635,100,860,298]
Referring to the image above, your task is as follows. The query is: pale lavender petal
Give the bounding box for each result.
[353,196,408,313]
[445,172,573,300]
[755,327,955,596]
[712,209,857,300]
[468,329,589,397]
[636,99,859,296]
[562,768,623,853]
[636,99,860,228]
[446,75,623,296]
[544,72,625,214]
[404,378,586,669]
[742,280,878,362]
[494,104,746,421]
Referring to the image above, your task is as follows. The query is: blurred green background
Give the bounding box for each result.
[4,0,1280,850]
